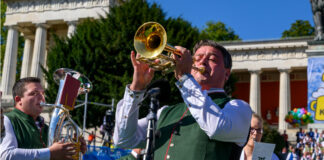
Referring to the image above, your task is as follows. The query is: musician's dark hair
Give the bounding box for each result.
[12,77,41,104]
[193,39,232,69]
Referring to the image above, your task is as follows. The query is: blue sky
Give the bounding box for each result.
[146,0,314,41]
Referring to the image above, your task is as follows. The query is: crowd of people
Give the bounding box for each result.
[279,128,324,159]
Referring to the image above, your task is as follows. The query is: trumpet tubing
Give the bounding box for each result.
[134,22,205,74]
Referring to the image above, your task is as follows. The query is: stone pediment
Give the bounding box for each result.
[221,37,313,71]
[5,0,112,14]
[4,0,114,25]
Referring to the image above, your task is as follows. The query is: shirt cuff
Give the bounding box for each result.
[39,148,50,160]
[125,84,146,98]
[176,74,193,88]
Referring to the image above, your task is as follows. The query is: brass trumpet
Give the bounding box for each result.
[134,22,205,74]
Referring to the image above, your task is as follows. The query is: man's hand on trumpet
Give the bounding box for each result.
[130,51,155,91]
[173,46,193,80]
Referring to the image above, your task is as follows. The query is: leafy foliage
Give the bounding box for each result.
[200,21,241,41]
[1,1,7,78]
[281,20,315,38]
[262,122,285,155]
[45,0,199,128]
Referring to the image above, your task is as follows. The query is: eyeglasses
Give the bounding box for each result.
[250,128,263,134]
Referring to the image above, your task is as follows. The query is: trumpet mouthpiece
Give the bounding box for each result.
[192,66,205,74]
[198,68,205,74]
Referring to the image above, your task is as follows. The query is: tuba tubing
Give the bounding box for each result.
[45,68,91,160]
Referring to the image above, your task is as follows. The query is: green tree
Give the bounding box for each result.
[1,1,7,78]
[200,21,241,41]
[282,20,315,38]
[262,122,285,155]
[45,0,199,128]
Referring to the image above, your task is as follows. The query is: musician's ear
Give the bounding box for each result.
[14,96,22,106]
[225,69,231,81]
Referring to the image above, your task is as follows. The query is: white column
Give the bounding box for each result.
[20,38,34,78]
[30,24,48,78]
[67,21,77,38]
[278,68,291,131]
[249,70,262,115]
[0,26,19,97]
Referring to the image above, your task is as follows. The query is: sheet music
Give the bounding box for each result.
[252,141,275,160]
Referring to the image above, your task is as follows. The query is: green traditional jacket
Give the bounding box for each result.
[118,154,137,160]
[5,108,48,148]
[154,93,244,160]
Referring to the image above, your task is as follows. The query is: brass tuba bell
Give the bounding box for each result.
[44,68,92,160]
[134,22,204,74]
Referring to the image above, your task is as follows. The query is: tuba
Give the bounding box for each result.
[43,68,92,160]
[134,22,204,74]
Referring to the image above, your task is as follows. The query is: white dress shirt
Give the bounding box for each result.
[0,116,50,160]
[113,74,252,148]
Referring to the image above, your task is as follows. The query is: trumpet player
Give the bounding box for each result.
[0,77,87,160]
[114,40,252,159]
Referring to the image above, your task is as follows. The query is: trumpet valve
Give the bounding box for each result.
[71,141,81,160]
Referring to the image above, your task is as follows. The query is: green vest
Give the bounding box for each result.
[5,108,48,148]
[118,154,137,160]
[154,93,240,160]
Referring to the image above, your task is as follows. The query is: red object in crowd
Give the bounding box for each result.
[88,134,95,142]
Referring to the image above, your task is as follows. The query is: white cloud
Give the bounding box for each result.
[312,87,324,98]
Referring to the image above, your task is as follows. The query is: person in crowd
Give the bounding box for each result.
[113,40,253,159]
[88,131,95,146]
[296,128,305,143]
[282,129,289,148]
[303,142,313,156]
[311,147,322,159]
[286,144,299,160]
[0,77,87,160]
[303,133,312,144]
[239,113,279,160]
[308,128,315,140]
[296,139,304,157]
[277,146,288,160]
[0,92,4,143]
[314,128,320,141]
[0,107,4,143]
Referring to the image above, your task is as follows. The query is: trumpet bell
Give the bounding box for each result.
[53,68,92,94]
[134,22,167,59]
[133,22,205,74]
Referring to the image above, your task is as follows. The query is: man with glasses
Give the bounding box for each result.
[240,113,280,160]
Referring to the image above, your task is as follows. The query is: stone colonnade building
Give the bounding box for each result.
[1,0,115,106]
[0,0,322,132]
[222,38,314,132]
